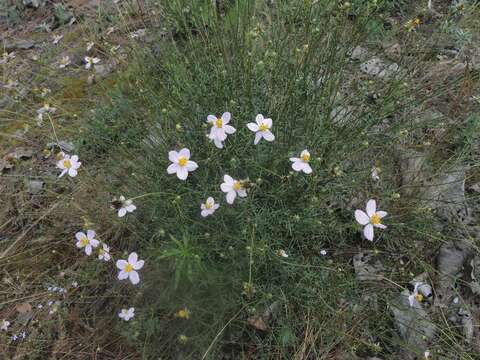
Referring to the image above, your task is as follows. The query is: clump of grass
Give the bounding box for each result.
[80,0,474,358]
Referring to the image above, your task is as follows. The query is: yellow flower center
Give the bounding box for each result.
[205,201,213,209]
[63,159,72,168]
[370,213,381,225]
[259,123,269,131]
[80,236,89,247]
[98,248,104,255]
[124,263,134,273]
[215,118,223,128]
[415,293,424,302]
[176,309,190,319]
[178,156,188,167]
[233,181,242,191]
[44,103,50,110]
[301,153,310,162]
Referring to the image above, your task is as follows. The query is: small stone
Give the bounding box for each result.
[350,46,368,61]
[26,180,44,194]
[4,39,35,51]
[360,57,399,78]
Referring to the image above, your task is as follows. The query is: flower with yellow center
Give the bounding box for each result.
[221,175,247,204]
[98,244,111,261]
[290,149,313,174]
[75,230,99,256]
[167,148,198,180]
[247,114,275,145]
[119,307,135,321]
[56,154,81,178]
[207,112,236,149]
[84,56,100,69]
[354,199,387,241]
[201,197,219,217]
[113,196,137,217]
[408,282,428,308]
[116,252,144,285]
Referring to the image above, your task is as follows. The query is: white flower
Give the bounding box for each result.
[86,42,95,51]
[117,196,136,217]
[354,199,387,241]
[424,350,431,359]
[56,154,81,177]
[167,148,198,180]
[37,103,57,123]
[11,334,18,341]
[408,282,425,307]
[98,244,111,261]
[207,112,236,149]
[116,252,144,285]
[201,197,219,217]
[71,281,78,288]
[277,249,289,258]
[119,307,135,321]
[1,320,10,331]
[75,230,100,255]
[247,114,275,145]
[289,150,313,174]
[371,166,380,181]
[84,56,100,69]
[221,175,247,204]
[320,249,327,256]
[58,56,71,68]
[52,34,63,44]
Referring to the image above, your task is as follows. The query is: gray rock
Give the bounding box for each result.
[397,148,429,197]
[26,179,44,194]
[4,39,35,51]
[360,57,399,78]
[353,251,385,282]
[46,140,75,153]
[23,0,46,8]
[350,46,369,61]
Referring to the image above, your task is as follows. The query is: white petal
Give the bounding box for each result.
[75,232,86,241]
[167,163,178,174]
[213,139,224,149]
[363,224,374,241]
[186,161,198,171]
[118,270,129,280]
[179,148,190,159]
[177,167,188,180]
[85,245,92,255]
[59,169,68,178]
[129,271,140,285]
[292,161,305,172]
[118,208,127,217]
[133,260,144,270]
[377,211,388,218]
[263,118,272,127]
[87,230,96,240]
[408,294,415,307]
[366,199,376,217]
[214,204,220,210]
[128,252,138,264]
[68,168,78,177]
[226,191,236,204]
[116,259,127,270]
[289,157,300,163]
[201,210,209,217]
[207,115,216,123]
[168,151,179,162]
[75,240,83,248]
[254,132,262,145]
[302,164,312,174]
[221,183,232,192]
[247,123,259,132]
[354,210,369,225]
[71,155,79,162]
[262,130,275,142]
[223,175,234,185]
[126,204,136,212]
[255,114,264,124]
[237,189,247,197]
[90,239,99,247]
[374,223,387,229]
[222,112,231,123]
[224,125,236,134]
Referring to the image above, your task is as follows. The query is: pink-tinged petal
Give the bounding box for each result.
[292,161,305,172]
[222,112,231,123]
[116,259,127,270]
[118,208,127,217]
[213,139,224,149]
[133,260,144,270]
[254,132,262,145]
[366,199,376,217]
[302,163,313,174]
[118,270,129,280]
[177,167,188,180]
[75,240,83,248]
[201,210,209,217]
[377,211,388,218]
[289,157,300,163]
[179,148,190,159]
[168,151,179,162]
[223,175,234,185]
[207,115,216,123]
[220,183,231,192]
[59,169,68,178]
[85,245,92,256]
[68,168,78,177]
[186,161,198,171]
[255,114,264,124]
[226,191,236,204]
[87,230,96,240]
[75,232,86,241]
[354,210,369,225]
[128,252,138,264]
[262,130,275,142]
[224,125,236,134]
[237,189,247,198]
[263,118,272,127]
[363,224,374,241]
[374,223,387,229]
[167,163,178,174]
[129,271,140,285]
[247,123,259,132]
